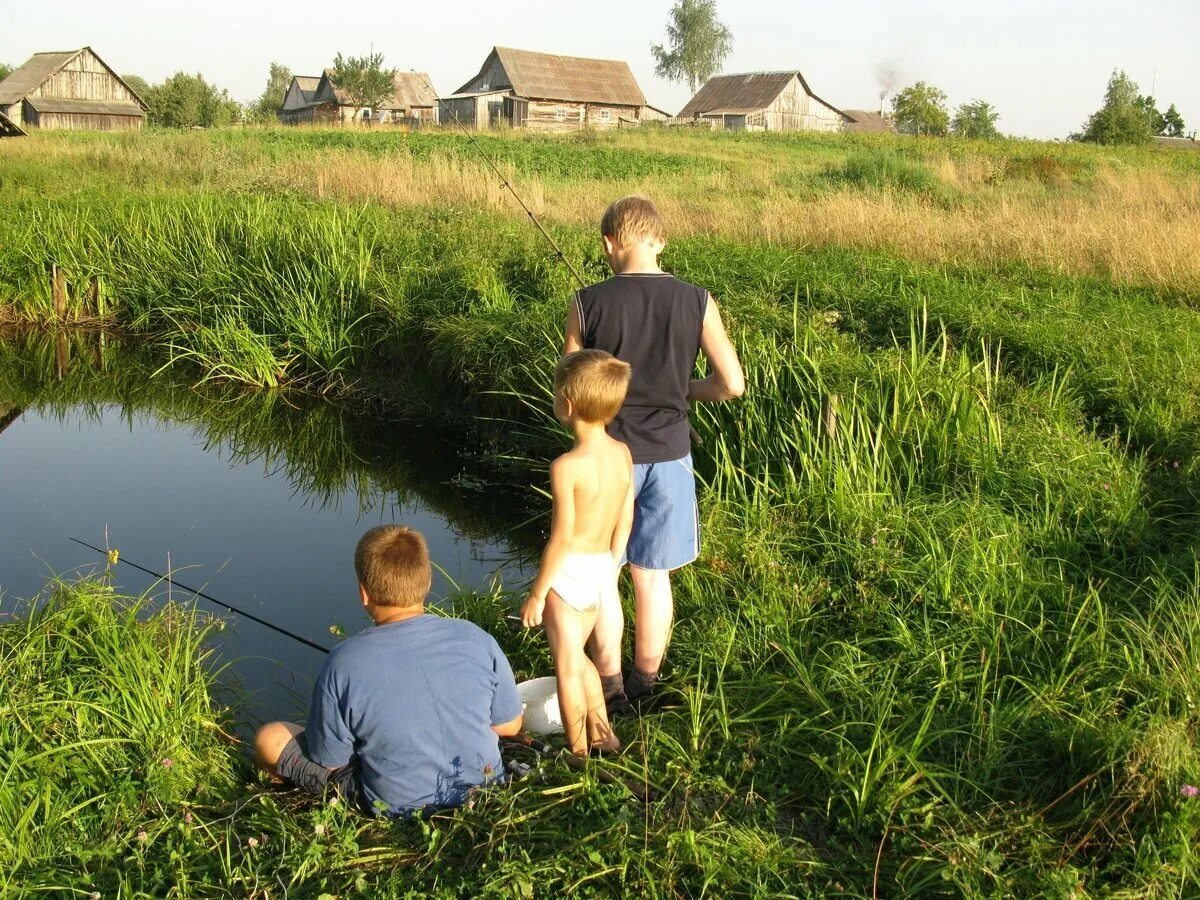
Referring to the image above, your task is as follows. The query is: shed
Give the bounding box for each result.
[445,46,650,132]
[842,109,895,134]
[1152,135,1200,151]
[281,70,438,125]
[0,47,146,132]
[676,71,848,132]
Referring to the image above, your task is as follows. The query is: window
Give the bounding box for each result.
[600,109,611,122]
[361,108,372,121]
[556,107,566,120]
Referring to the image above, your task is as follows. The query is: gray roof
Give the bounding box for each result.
[0,50,77,104]
[842,109,894,133]
[27,97,145,116]
[678,70,846,119]
[0,47,148,110]
[316,70,438,109]
[457,46,646,107]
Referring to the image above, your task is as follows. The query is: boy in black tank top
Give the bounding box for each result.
[564,196,745,711]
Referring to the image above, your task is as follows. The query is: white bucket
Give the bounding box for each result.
[517,676,563,735]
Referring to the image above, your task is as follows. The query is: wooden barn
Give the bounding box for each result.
[676,71,848,132]
[440,46,653,132]
[0,47,146,133]
[280,70,438,125]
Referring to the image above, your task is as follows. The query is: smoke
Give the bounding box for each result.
[876,61,900,102]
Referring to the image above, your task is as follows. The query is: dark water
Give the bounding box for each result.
[0,332,536,724]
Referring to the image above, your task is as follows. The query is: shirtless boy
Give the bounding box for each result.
[521,349,634,756]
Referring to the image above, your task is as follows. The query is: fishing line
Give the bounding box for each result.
[69,536,332,654]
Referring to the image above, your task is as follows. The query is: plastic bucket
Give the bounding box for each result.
[517,676,563,735]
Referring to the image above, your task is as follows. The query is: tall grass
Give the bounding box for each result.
[1,128,1200,894]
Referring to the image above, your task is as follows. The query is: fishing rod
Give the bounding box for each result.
[409,74,703,447]
[412,71,587,291]
[70,536,332,654]
[74,537,652,798]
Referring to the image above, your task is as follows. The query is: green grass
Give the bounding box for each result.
[2,128,1200,895]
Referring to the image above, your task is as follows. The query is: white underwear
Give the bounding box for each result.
[550,552,620,612]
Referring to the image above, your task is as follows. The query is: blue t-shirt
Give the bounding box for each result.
[306,614,522,815]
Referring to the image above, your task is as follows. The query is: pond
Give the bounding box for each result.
[0,331,537,724]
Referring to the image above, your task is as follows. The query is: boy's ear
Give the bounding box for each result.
[359,583,370,608]
[602,234,617,255]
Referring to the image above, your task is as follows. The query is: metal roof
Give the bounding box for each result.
[678,70,846,120]
[456,46,646,107]
[27,97,145,116]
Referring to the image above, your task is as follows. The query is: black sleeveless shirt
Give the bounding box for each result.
[576,273,707,464]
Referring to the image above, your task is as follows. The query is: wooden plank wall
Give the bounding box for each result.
[29,48,139,103]
[30,109,143,131]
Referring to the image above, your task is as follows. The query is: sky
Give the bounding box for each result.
[4,0,1198,139]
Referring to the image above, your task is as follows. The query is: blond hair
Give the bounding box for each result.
[600,195,665,247]
[554,350,632,424]
[354,525,432,608]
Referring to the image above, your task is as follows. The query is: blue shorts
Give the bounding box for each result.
[625,454,699,571]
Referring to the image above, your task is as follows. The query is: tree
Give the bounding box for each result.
[1163,103,1186,138]
[1077,69,1151,145]
[121,74,152,101]
[951,99,1001,139]
[1138,95,1166,135]
[147,72,242,128]
[330,52,395,113]
[0,63,13,82]
[651,0,733,94]
[247,62,293,122]
[891,81,949,136]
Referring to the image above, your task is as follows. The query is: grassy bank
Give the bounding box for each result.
[2,128,1200,895]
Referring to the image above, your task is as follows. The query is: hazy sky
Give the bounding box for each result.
[5,0,1197,139]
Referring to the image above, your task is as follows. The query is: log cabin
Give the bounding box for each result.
[440,46,654,132]
[676,71,848,132]
[0,47,146,133]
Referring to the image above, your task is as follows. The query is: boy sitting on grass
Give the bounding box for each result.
[564,195,745,712]
[521,349,634,756]
[254,525,524,816]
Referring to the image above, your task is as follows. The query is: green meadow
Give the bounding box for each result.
[1,127,1199,896]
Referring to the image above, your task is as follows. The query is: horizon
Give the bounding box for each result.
[3,0,1197,140]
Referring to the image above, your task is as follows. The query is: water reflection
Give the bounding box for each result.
[0,328,538,722]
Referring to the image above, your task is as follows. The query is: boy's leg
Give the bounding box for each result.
[588,586,625,699]
[630,566,672,696]
[254,721,304,779]
[582,653,619,752]
[544,591,602,755]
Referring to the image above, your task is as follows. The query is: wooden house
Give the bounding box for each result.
[676,71,848,132]
[440,46,652,132]
[280,70,438,125]
[278,75,321,123]
[0,47,146,133]
[842,109,896,134]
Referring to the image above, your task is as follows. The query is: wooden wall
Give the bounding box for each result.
[26,106,143,131]
[765,77,845,132]
[525,100,640,133]
[28,49,140,104]
[458,56,510,94]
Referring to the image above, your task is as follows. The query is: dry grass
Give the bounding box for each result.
[5,129,1200,294]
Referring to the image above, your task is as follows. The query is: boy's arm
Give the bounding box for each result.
[521,458,576,628]
[563,296,584,355]
[610,455,635,565]
[689,296,746,403]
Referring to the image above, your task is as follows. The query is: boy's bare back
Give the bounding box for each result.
[552,434,633,557]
